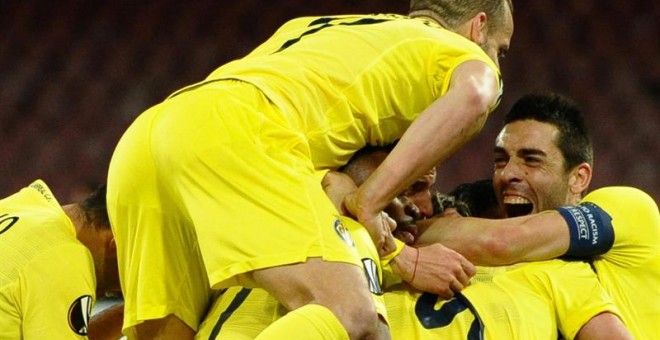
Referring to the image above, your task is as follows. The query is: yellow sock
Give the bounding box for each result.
[255,304,349,340]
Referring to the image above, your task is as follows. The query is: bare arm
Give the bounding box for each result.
[575,313,633,340]
[415,212,570,266]
[345,60,500,254]
[88,302,124,340]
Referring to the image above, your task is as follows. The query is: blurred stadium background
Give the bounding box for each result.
[1,0,658,202]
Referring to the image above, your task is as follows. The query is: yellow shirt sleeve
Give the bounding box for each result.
[21,244,96,339]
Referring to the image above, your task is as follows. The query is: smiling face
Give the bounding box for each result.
[492,120,574,217]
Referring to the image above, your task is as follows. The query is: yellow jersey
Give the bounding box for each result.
[178,14,501,169]
[384,259,619,339]
[582,186,660,339]
[0,181,96,339]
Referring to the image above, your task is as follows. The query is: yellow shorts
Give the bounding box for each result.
[107,80,362,332]
[195,217,388,339]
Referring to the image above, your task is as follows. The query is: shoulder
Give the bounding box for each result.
[27,242,94,276]
[583,186,658,223]
[583,187,659,262]
[1,180,64,223]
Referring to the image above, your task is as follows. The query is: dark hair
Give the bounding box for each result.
[79,184,110,230]
[504,92,593,171]
[410,0,513,32]
[432,192,471,217]
[448,178,499,218]
[339,143,397,186]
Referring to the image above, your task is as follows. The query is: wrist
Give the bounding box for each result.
[351,184,386,222]
[390,244,418,282]
[380,238,406,265]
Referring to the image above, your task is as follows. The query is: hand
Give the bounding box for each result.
[344,192,397,256]
[322,171,358,215]
[364,211,399,256]
[393,226,416,245]
[391,244,476,299]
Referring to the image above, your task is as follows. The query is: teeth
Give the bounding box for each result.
[503,196,531,204]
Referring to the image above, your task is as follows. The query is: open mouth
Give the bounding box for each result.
[504,203,533,217]
[503,196,534,217]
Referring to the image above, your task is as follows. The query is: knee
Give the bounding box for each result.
[337,303,380,339]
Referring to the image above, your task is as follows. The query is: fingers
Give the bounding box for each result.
[450,278,465,294]
[454,267,471,288]
[434,272,468,299]
[436,278,469,299]
[461,257,477,278]
[434,275,472,299]
[393,230,415,245]
[451,253,474,294]
[381,211,397,231]
[436,286,455,300]
[380,233,397,256]
[362,211,397,256]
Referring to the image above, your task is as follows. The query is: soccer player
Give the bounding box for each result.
[0,180,120,339]
[414,92,660,339]
[107,0,514,338]
[196,141,630,340]
[338,142,631,339]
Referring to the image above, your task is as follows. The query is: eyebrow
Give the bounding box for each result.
[493,146,547,157]
[518,148,547,158]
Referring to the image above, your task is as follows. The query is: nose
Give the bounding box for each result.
[497,160,523,184]
[405,191,434,218]
[384,197,410,227]
[404,200,420,220]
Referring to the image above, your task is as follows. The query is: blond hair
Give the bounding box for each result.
[409,0,513,32]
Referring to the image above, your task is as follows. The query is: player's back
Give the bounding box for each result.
[384,259,619,339]
[199,14,500,169]
[0,180,96,338]
[0,180,81,290]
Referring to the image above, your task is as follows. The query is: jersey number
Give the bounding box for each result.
[0,213,19,235]
[277,16,391,52]
[415,292,484,340]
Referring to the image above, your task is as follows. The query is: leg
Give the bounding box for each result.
[246,258,381,339]
[148,82,385,337]
[196,217,391,340]
[107,104,212,337]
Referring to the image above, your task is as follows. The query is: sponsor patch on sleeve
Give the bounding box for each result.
[68,295,93,335]
[334,218,355,247]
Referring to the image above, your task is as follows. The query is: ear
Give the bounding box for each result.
[469,12,488,45]
[105,232,117,251]
[568,163,592,195]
